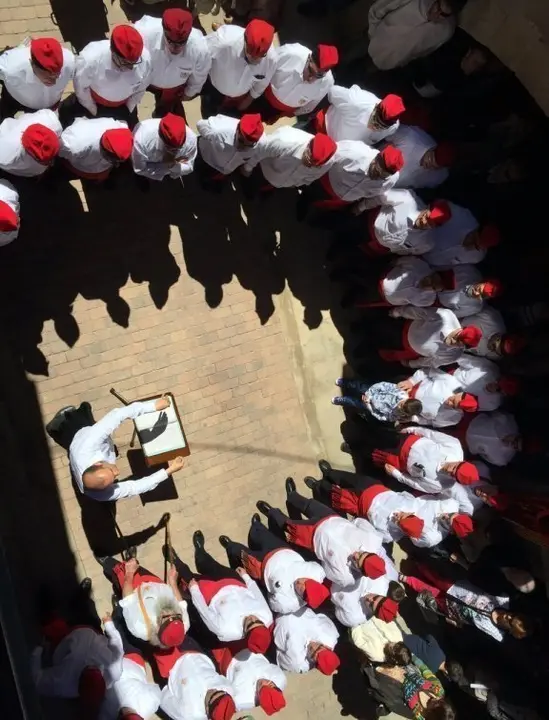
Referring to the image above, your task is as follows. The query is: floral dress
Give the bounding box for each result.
[402,657,445,720]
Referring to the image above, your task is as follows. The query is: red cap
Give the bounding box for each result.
[159,113,187,147]
[316,44,339,71]
[455,461,480,485]
[481,279,503,298]
[258,685,286,716]
[111,25,143,64]
[78,667,106,708]
[21,124,59,163]
[100,128,133,161]
[428,199,452,226]
[437,268,456,290]
[458,393,478,413]
[375,598,399,623]
[379,145,404,173]
[210,693,236,720]
[238,113,264,143]
[162,8,193,42]
[309,133,337,165]
[303,579,330,609]
[458,325,482,348]
[451,514,474,538]
[30,38,63,74]
[158,617,186,647]
[361,553,386,579]
[502,333,526,355]
[498,376,521,396]
[378,94,405,124]
[247,624,271,653]
[0,201,18,232]
[316,648,340,675]
[478,224,501,248]
[398,515,424,539]
[244,19,274,57]
[433,141,457,167]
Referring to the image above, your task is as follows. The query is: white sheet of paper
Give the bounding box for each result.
[134,395,186,457]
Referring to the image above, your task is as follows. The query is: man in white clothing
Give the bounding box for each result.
[390,125,456,188]
[274,607,340,674]
[424,208,500,266]
[436,266,503,317]
[132,113,197,183]
[67,396,184,501]
[452,355,520,411]
[99,650,162,720]
[204,20,276,116]
[0,109,61,177]
[0,37,74,117]
[0,179,20,246]
[135,9,211,116]
[463,306,508,360]
[413,494,474,547]
[462,411,521,467]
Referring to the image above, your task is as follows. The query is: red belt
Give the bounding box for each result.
[90,89,128,107]
[149,84,186,102]
[314,108,327,134]
[331,483,388,517]
[371,434,421,471]
[315,173,349,210]
[399,433,422,469]
[198,577,246,605]
[62,158,111,181]
[264,84,297,116]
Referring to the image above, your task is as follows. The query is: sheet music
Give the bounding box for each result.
[134,394,186,456]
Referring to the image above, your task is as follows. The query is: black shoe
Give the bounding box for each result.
[304,476,319,491]
[251,513,262,525]
[318,459,332,476]
[285,477,296,497]
[256,500,273,516]
[157,512,171,530]
[80,578,92,593]
[121,545,137,562]
[298,0,328,18]
[193,530,205,550]
[219,535,231,548]
[341,442,352,454]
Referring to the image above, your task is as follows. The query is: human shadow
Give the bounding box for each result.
[332,635,378,720]
[118,0,194,24]
[49,0,110,52]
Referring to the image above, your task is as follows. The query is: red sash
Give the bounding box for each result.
[314,108,327,133]
[378,320,421,362]
[90,89,128,107]
[62,158,111,181]
[149,84,186,103]
[124,652,145,668]
[264,84,296,116]
[285,514,335,549]
[331,483,388,517]
[112,561,163,591]
[371,434,421,471]
[314,173,349,210]
[197,577,246,605]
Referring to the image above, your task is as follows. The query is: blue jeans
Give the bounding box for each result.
[336,379,370,412]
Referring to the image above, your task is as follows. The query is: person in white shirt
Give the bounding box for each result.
[73,25,152,124]
[59,117,133,182]
[412,493,474,547]
[463,306,507,361]
[463,411,521,467]
[436,266,503,318]
[274,607,340,675]
[319,86,405,145]
[0,37,74,117]
[67,396,184,501]
[204,20,276,116]
[135,9,211,116]
[99,650,162,720]
[252,42,337,123]
[368,0,461,71]
[0,179,20,247]
[452,355,520,411]
[219,512,329,614]
[436,462,499,516]
[0,109,61,177]
[390,125,456,188]
[132,113,197,183]
[423,207,501,266]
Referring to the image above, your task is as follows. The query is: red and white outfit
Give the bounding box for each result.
[197,114,266,175]
[413,495,461,548]
[408,368,471,427]
[132,117,197,180]
[374,256,436,307]
[323,85,401,144]
[59,117,131,180]
[391,125,450,188]
[453,356,502,411]
[225,649,287,712]
[464,307,506,360]
[464,411,519,467]
[437,471,495,517]
[424,204,483,266]
[0,109,61,176]
[0,179,20,247]
[274,607,339,673]
[99,652,161,720]
[259,548,326,614]
[437,265,487,318]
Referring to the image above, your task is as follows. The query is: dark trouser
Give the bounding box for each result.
[102,558,158,591]
[356,315,408,354]
[200,78,242,120]
[65,582,102,631]
[248,93,289,124]
[58,93,138,129]
[194,148,228,191]
[0,85,38,120]
[45,402,95,450]
[171,546,241,584]
[148,87,187,119]
[322,467,381,493]
[224,521,291,568]
[269,491,335,529]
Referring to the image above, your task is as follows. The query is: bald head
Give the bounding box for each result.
[82,462,118,490]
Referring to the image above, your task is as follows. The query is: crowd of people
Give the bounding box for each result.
[15,0,549,718]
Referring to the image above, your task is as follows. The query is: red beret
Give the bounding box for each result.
[502,333,526,356]
[437,268,456,290]
[361,553,386,579]
[379,145,404,173]
[309,133,337,165]
[0,201,18,232]
[481,278,503,298]
[451,514,474,538]
[162,8,193,42]
[458,325,482,348]
[303,579,330,609]
[210,693,236,720]
[159,113,187,147]
[316,648,340,675]
[111,25,143,64]
[398,515,424,539]
[478,224,501,248]
[258,685,286,716]
[238,113,264,143]
[100,128,133,161]
[244,19,274,57]
[433,141,457,167]
[375,598,399,623]
[30,38,63,74]
[316,44,339,71]
[458,393,478,413]
[21,124,59,163]
[378,94,405,124]
[428,199,452,226]
[247,625,271,653]
[78,667,105,708]
[455,461,480,485]
[158,617,186,648]
[498,376,521,396]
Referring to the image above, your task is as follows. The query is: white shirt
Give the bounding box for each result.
[413,495,460,548]
[466,411,519,467]
[99,655,162,720]
[132,118,197,180]
[438,264,486,318]
[381,256,435,306]
[135,16,211,96]
[409,368,465,427]
[59,117,129,176]
[366,488,420,543]
[325,85,399,144]
[68,400,169,501]
[160,652,235,720]
[274,607,339,673]
[312,516,384,587]
[0,178,19,246]
[0,109,62,177]
[446,581,509,642]
[189,572,273,642]
[269,43,333,115]
[262,548,326,614]
[74,39,152,115]
[326,140,399,201]
[227,650,287,711]
[464,307,506,361]
[373,189,437,255]
[197,114,266,174]
[391,125,449,188]
[32,623,123,697]
[424,203,483,266]
[368,0,456,71]
[437,478,489,516]
[118,581,190,642]
[390,306,464,369]
[206,25,276,99]
[453,355,502,411]
[0,41,75,110]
